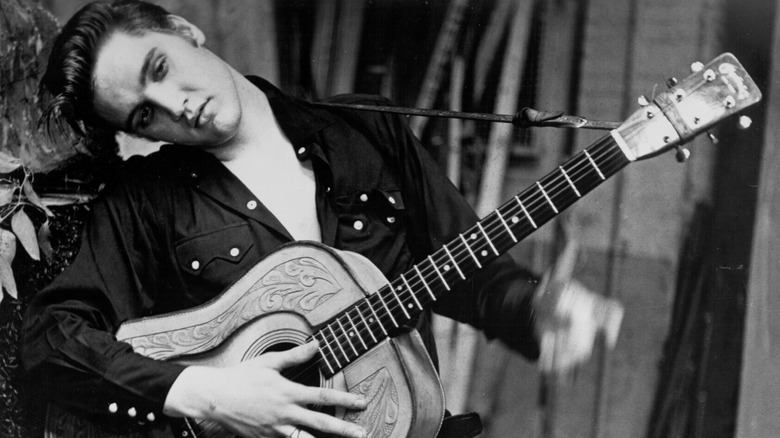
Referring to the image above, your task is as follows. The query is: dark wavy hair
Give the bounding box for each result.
[40,0,175,142]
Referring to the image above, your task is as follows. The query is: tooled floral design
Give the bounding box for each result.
[126,257,341,359]
[345,368,398,438]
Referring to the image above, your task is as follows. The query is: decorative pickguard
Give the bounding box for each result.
[125,257,342,359]
[346,368,399,438]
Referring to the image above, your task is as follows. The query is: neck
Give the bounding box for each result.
[209,72,283,162]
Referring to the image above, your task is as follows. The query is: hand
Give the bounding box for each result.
[164,341,368,438]
[533,277,624,374]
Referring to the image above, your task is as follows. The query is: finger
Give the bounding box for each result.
[298,386,368,410]
[260,341,319,370]
[278,425,315,438]
[287,406,366,438]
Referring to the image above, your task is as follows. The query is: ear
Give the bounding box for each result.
[167,15,206,47]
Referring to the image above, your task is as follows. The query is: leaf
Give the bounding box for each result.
[23,179,54,217]
[37,220,53,260]
[0,183,15,207]
[0,256,17,300]
[11,209,40,261]
[0,229,18,303]
[0,151,22,174]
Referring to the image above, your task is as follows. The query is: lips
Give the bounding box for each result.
[194,99,210,128]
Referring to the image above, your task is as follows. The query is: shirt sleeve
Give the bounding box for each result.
[386,110,541,360]
[21,179,185,431]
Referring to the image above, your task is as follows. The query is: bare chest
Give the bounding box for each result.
[224,150,321,242]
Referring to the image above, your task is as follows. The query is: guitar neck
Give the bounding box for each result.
[313,132,632,377]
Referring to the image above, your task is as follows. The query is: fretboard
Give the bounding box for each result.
[313,133,631,377]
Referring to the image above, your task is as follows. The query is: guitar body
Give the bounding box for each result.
[46,242,445,438]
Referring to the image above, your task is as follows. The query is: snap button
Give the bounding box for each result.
[147,412,156,422]
[127,407,137,418]
[388,196,396,205]
[247,200,258,210]
[108,403,118,414]
[230,247,240,257]
[191,260,200,270]
[353,220,364,231]
[359,193,368,202]
[387,216,396,223]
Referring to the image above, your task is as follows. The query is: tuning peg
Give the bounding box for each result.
[738,115,753,129]
[667,77,678,88]
[691,61,705,73]
[675,146,691,163]
[638,95,650,106]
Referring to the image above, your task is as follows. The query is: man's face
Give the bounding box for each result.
[92,29,242,147]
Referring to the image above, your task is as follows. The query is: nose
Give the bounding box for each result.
[146,83,190,124]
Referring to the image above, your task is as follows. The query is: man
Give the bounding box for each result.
[23,1,613,437]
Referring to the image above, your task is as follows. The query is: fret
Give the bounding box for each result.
[477,222,498,255]
[346,312,367,350]
[536,181,558,213]
[415,265,436,300]
[428,255,450,290]
[329,324,349,359]
[390,284,411,319]
[443,245,466,279]
[376,292,399,328]
[317,345,335,375]
[337,319,358,356]
[560,166,581,197]
[584,149,606,180]
[496,209,518,243]
[356,305,378,343]
[401,274,424,309]
[515,195,537,229]
[366,298,388,336]
[459,234,482,268]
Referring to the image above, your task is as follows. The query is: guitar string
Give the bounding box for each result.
[299,77,715,372]
[296,141,626,383]
[311,139,627,371]
[300,137,628,378]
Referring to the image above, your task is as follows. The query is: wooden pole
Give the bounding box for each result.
[736,2,780,436]
[328,0,365,95]
[446,0,535,418]
[409,0,470,137]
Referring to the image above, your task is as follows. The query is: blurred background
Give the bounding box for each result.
[2,0,779,437]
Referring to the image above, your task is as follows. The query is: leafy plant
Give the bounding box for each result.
[0,150,55,304]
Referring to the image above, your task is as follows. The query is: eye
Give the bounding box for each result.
[138,105,154,129]
[154,56,168,80]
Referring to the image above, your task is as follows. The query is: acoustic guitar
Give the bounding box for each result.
[44,53,761,438]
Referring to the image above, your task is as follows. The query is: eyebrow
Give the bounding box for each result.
[124,48,157,131]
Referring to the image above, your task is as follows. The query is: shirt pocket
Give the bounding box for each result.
[174,222,258,297]
[335,188,410,275]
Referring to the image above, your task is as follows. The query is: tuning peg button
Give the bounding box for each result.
[707,132,719,144]
[691,61,705,73]
[738,116,753,129]
[638,95,650,106]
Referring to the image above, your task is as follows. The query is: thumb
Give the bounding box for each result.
[259,340,319,371]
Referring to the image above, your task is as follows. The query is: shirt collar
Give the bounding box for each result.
[245,76,334,145]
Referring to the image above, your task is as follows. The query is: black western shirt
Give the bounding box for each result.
[22,77,540,431]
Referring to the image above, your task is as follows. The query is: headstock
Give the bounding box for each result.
[615,53,762,161]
